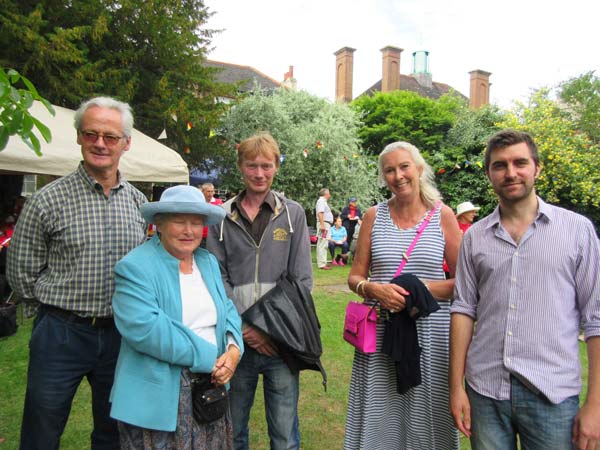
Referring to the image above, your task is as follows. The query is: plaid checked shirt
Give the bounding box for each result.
[7,163,147,317]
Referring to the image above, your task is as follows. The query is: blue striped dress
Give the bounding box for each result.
[343,201,459,450]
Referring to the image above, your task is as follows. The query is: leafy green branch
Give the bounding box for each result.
[0,67,54,154]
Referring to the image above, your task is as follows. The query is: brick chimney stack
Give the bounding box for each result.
[282,65,297,90]
[334,47,356,103]
[469,70,492,109]
[381,46,403,92]
[284,66,294,81]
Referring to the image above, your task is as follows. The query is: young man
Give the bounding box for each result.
[450,129,600,450]
[207,132,313,450]
[7,97,147,450]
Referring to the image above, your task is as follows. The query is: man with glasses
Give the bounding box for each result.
[207,132,313,450]
[8,96,147,450]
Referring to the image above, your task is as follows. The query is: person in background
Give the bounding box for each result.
[0,214,15,301]
[340,197,363,245]
[455,201,480,234]
[207,132,313,450]
[329,216,349,266]
[450,129,600,450]
[200,183,224,248]
[345,141,462,450]
[7,96,147,450]
[315,188,333,270]
[110,185,243,450]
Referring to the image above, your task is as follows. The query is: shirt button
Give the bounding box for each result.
[510,304,516,309]
[506,357,511,363]
[508,331,513,336]
[514,251,519,256]
[511,277,517,283]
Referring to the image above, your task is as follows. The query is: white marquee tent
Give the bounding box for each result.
[0,101,189,183]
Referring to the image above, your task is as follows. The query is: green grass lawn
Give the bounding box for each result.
[0,259,590,450]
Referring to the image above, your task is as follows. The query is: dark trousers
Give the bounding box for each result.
[328,241,349,260]
[20,307,121,450]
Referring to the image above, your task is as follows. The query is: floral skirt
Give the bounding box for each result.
[118,370,233,450]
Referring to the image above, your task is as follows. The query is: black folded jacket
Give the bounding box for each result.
[382,273,440,394]
[241,274,327,390]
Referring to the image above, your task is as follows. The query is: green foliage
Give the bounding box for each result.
[218,88,381,213]
[0,0,234,166]
[434,105,506,215]
[500,88,600,225]
[351,90,465,157]
[559,71,600,145]
[0,67,54,154]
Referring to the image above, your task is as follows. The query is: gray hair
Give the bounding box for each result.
[378,141,441,207]
[74,96,134,137]
[319,188,329,197]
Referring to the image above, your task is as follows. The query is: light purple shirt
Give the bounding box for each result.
[452,197,600,404]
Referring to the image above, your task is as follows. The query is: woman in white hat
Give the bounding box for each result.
[455,201,480,234]
[109,185,243,450]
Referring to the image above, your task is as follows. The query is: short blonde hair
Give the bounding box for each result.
[237,132,280,168]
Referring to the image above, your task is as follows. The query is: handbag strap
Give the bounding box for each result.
[393,201,441,278]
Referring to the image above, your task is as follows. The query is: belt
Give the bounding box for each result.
[42,304,115,328]
[325,221,333,226]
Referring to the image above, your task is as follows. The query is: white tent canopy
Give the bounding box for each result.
[0,101,189,183]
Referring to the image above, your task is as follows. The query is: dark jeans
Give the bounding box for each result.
[328,241,349,260]
[230,347,300,450]
[19,307,121,450]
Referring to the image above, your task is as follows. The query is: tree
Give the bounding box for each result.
[434,104,506,216]
[0,0,234,167]
[0,67,53,154]
[218,87,381,214]
[559,71,600,145]
[351,90,464,157]
[500,88,600,225]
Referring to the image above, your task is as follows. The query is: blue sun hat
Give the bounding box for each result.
[140,185,226,225]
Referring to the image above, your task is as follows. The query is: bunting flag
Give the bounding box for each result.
[209,129,216,138]
[186,121,193,131]
[158,129,167,140]
[183,146,191,154]
[316,141,323,149]
[280,154,286,164]
[302,148,308,158]
[434,159,485,176]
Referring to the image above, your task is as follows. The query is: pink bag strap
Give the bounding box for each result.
[393,201,441,278]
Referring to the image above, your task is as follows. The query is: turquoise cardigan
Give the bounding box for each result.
[109,235,243,431]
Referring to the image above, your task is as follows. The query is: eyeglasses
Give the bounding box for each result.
[79,130,126,147]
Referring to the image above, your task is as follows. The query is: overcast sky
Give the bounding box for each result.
[204,0,598,109]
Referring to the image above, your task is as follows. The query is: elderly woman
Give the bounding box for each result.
[110,185,243,450]
[344,142,463,450]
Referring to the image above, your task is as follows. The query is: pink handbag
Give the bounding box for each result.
[343,302,378,353]
[342,202,441,354]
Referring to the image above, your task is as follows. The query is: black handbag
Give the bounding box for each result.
[0,302,18,338]
[190,374,228,424]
